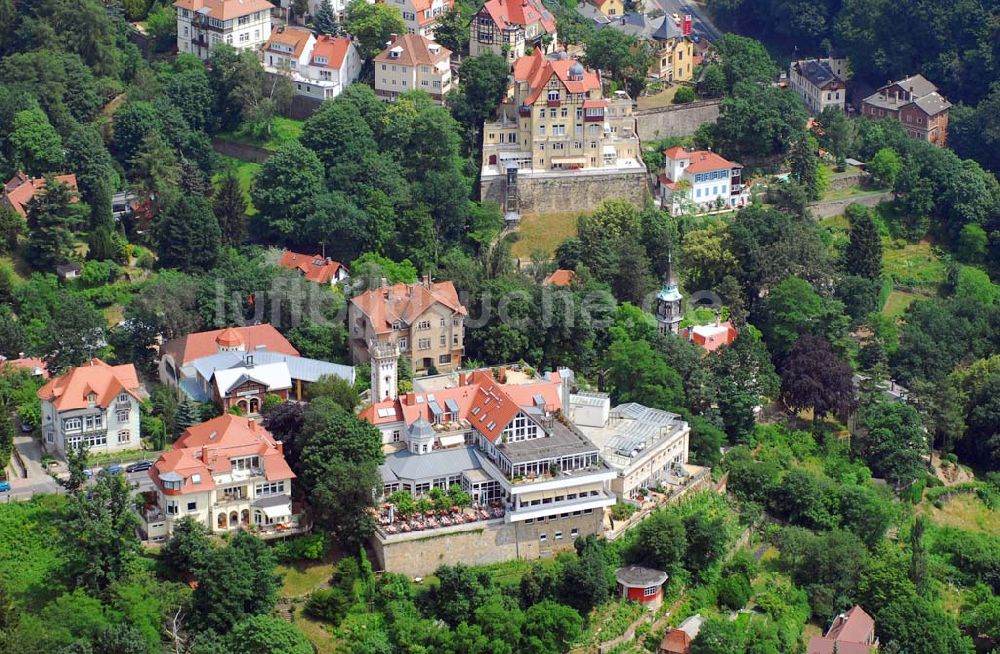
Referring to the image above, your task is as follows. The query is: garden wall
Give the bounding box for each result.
[634,100,722,140]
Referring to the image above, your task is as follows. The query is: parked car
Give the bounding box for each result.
[0,481,11,492]
[20,422,33,433]
[106,464,124,475]
[125,460,153,473]
[83,469,94,478]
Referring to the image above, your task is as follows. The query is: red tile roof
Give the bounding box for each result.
[660,629,692,654]
[411,0,455,25]
[664,148,741,173]
[262,25,312,58]
[679,322,737,353]
[161,324,298,367]
[542,269,576,286]
[479,0,556,33]
[37,359,140,411]
[350,280,466,335]
[513,50,602,106]
[0,356,49,379]
[374,33,451,66]
[173,0,274,21]
[807,606,878,654]
[150,415,295,494]
[2,172,78,218]
[277,250,347,284]
[309,34,353,69]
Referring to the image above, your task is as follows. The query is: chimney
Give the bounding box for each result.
[423,273,432,288]
[459,371,469,386]
[389,33,398,45]
[498,366,507,383]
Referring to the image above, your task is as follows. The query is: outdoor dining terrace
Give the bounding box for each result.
[374,501,507,535]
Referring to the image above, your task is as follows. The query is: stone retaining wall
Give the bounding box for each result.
[480,168,650,214]
[634,100,722,140]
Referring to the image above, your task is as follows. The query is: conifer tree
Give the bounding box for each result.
[174,397,199,437]
[25,177,85,269]
[789,134,821,201]
[214,172,248,247]
[313,0,339,35]
[844,204,883,280]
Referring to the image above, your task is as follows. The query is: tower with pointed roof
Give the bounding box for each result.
[370,340,399,403]
[656,254,683,335]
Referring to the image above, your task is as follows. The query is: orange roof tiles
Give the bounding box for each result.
[350,280,466,335]
[679,322,738,353]
[262,25,312,58]
[479,0,556,33]
[374,33,451,67]
[37,359,140,411]
[513,50,602,106]
[2,172,78,218]
[542,269,576,287]
[660,629,692,654]
[151,415,295,494]
[173,0,274,21]
[161,324,298,367]
[0,356,49,379]
[309,35,353,69]
[277,250,347,284]
[664,148,741,173]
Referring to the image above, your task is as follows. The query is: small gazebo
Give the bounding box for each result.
[615,564,668,607]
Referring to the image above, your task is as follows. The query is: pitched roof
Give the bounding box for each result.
[679,321,737,352]
[888,74,937,98]
[374,33,451,67]
[2,172,78,218]
[0,356,50,379]
[825,606,876,643]
[793,59,843,89]
[411,0,455,25]
[479,0,556,33]
[37,359,140,411]
[152,415,296,493]
[664,148,741,173]
[659,629,691,654]
[513,50,602,105]
[172,0,274,21]
[912,91,951,116]
[277,250,347,284]
[806,640,872,654]
[309,35,354,69]
[542,269,576,286]
[160,324,299,367]
[350,280,466,335]
[262,25,313,58]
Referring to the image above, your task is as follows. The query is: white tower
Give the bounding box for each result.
[370,340,399,402]
[655,254,683,335]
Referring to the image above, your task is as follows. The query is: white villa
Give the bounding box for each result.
[658,147,750,215]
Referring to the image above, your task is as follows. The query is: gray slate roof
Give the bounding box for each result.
[379,445,483,484]
[615,564,668,587]
[794,59,839,88]
[190,350,355,385]
[913,91,952,115]
[575,5,684,42]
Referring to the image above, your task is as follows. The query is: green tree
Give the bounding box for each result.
[214,172,248,247]
[760,276,848,358]
[0,207,24,253]
[192,532,280,633]
[789,133,822,201]
[343,0,406,59]
[698,64,726,98]
[155,196,221,272]
[112,101,163,163]
[64,124,119,213]
[25,176,85,270]
[558,544,610,614]
[433,5,467,55]
[520,601,583,654]
[955,223,988,264]
[853,399,928,485]
[818,106,856,169]
[606,337,685,412]
[161,516,213,575]
[251,142,325,242]
[844,203,883,280]
[228,615,313,654]
[690,616,747,654]
[867,147,901,188]
[313,0,340,35]
[673,86,696,104]
[717,574,751,610]
[304,374,359,411]
[174,396,200,436]
[0,409,14,473]
[9,107,63,175]
[582,29,651,99]
[713,34,778,92]
[633,509,687,572]
[780,334,855,421]
[683,513,728,574]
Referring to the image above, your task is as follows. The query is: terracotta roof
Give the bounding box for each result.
[0,356,49,379]
[160,324,299,367]
[350,280,466,335]
[658,173,681,190]
[806,641,871,654]
[660,629,692,654]
[679,321,737,353]
[479,0,556,33]
[411,0,455,25]
[172,0,274,21]
[262,25,312,58]
[825,606,876,643]
[374,33,451,67]
[2,172,78,218]
[664,148,741,173]
[277,250,347,284]
[542,269,575,286]
[37,359,140,412]
[513,50,602,106]
[151,415,295,494]
[309,35,353,69]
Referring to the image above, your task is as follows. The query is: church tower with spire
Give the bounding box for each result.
[656,254,683,335]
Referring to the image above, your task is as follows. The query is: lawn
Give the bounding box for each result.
[881,239,946,291]
[293,605,341,654]
[510,211,581,259]
[215,116,303,152]
[637,85,681,110]
[921,493,1000,535]
[213,155,261,216]
[882,290,922,318]
[276,552,339,598]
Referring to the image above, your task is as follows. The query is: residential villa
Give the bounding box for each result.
[387,0,454,37]
[37,359,143,456]
[276,249,349,285]
[159,324,299,388]
[360,365,617,574]
[1,172,78,218]
[678,320,738,353]
[145,415,304,541]
[808,606,879,654]
[374,33,454,105]
[174,0,274,60]
[576,10,694,82]
[542,269,576,286]
[587,0,624,17]
[658,147,749,215]
[469,0,557,62]
[160,326,353,415]
[348,277,467,377]
[569,393,692,501]
[481,50,643,179]
[0,356,49,380]
[261,27,363,100]
[789,57,848,114]
[861,74,950,146]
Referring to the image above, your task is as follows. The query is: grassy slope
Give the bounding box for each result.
[510,211,581,259]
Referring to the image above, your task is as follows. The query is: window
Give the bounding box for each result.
[117,409,129,423]
[256,480,285,495]
[438,354,450,364]
[439,335,446,347]
[166,502,178,515]
[117,430,130,444]
[84,415,103,431]
[399,337,408,350]
[555,531,563,540]
[539,533,547,542]
[239,32,250,42]
[392,430,401,442]
[63,418,82,432]
[571,528,579,537]
[643,586,658,597]
[187,501,197,511]
[118,392,130,403]
[418,320,431,330]
[547,90,559,101]
[452,333,459,345]
[232,456,260,471]
[538,125,545,136]
[418,338,431,350]
[163,479,182,491]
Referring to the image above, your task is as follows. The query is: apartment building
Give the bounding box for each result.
[37,359,143,456]
[145,415,303,540]
[379,0,454,37]
[261,26,362,100]
[374,33,454,104]
[174,0,274,60]
[578,11,693,82]
[469,0,557,61]
[570,393,691,500]
[789,57,848,114]
[658,146,749,215]
[861,74,950,146]
[481,50,642,177]
[349,277,467,376]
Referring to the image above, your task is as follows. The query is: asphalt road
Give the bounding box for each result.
[3,468,155,503]
[654,0,722,41]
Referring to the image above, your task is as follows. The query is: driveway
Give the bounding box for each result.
[13,434,49,480]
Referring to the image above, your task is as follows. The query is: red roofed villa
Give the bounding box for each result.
[277,250,349,285]
[2,172,78,218]
[659,147,750,216]
[144,414,304,541]
[158,324,298,388]
[469,0,557,61]
[37,359,143,456]
[808,606,879,654]
[678,320,738,353]
[543,269,576,287]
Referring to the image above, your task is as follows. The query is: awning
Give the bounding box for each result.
[603,146,617,155]
[259,503,290,519]
[551,157,587,164]
[254,494,292,519]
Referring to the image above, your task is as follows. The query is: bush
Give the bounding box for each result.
[611,502,638,521]
[273,533,328,562]
[717,574,752,610]
[673,86,696,104]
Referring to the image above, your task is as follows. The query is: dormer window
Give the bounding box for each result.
[87,392,97,406]
[118,392,129,403]
[314,56,328,65]
[191,474,201,484]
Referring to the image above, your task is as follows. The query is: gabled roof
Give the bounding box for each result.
[542,269,576,286]
[262,25,313,58]
[411,0,455,25]
[793,59,842,89]
[161,324,299,367]
[825,606,876,643]
[2,172,78,218]
[350,280,466,335]
[664,148,741,173]
[172,0,274,21]
[213,362,292,396]
[659,629,691,654]
[277,250,347,284]
[478,0,556,33]
[912,91,951,116]
[309,35,354,69]
[37,359,140,411]
[374,33,451,67]
[513,50,602,106]
[0,356,49,379]
[885,74,937,98]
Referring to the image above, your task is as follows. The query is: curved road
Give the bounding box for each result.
[655,0,722,42]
